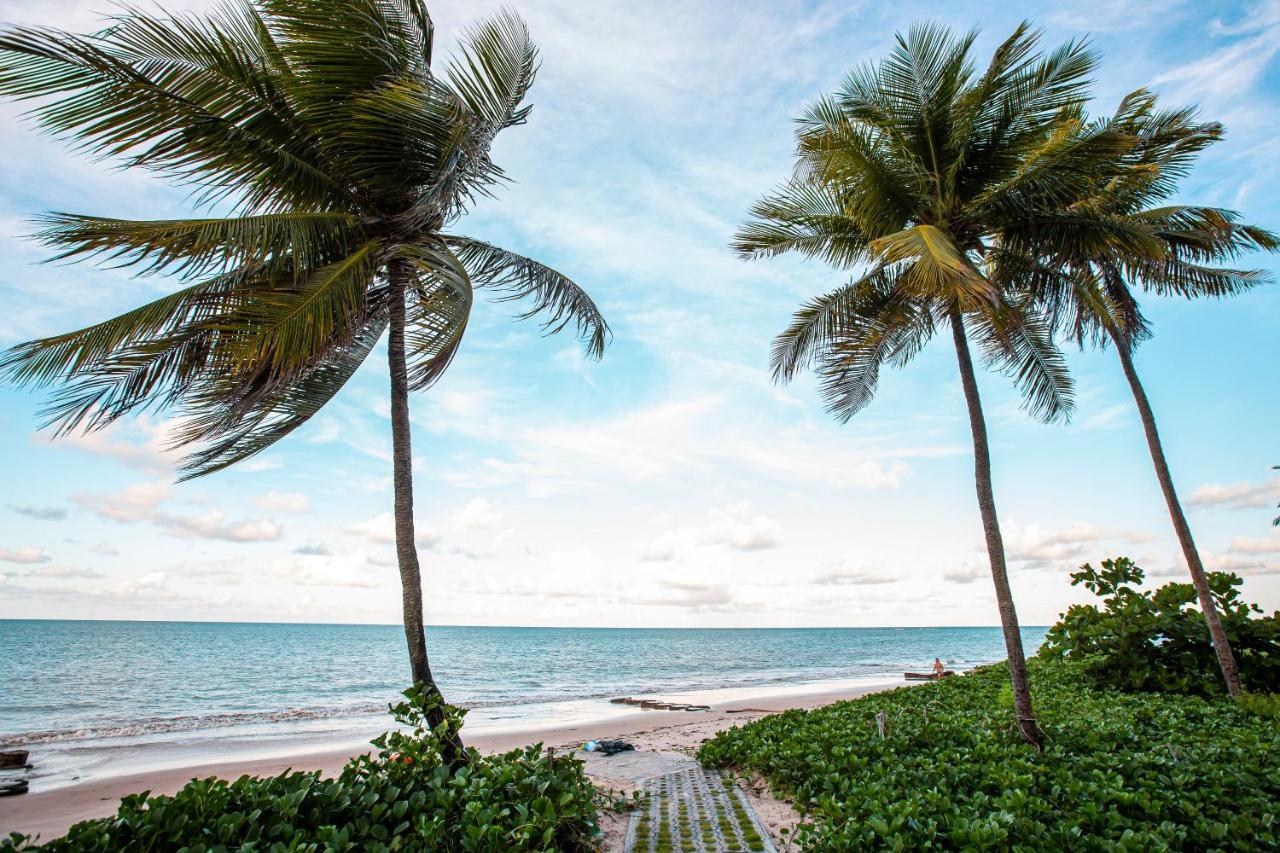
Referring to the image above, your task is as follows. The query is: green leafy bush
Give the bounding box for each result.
[1238,691,1280,720]
[1039,557,1280,694]
[3,687,600,852]
[700,661,1280,850]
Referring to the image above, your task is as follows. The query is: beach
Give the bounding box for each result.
[0,679,900,844]
[0,621,1038,845]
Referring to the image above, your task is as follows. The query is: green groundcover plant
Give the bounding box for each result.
[2,687,601,852]
[1039,557,1280,695]
[700,660,1279,850]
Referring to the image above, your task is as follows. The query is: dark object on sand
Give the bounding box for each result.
[0,779,28,797]
[612,697,712,711]
[0,750,28,769]
[905,671,955,680]
[593,740,634,756]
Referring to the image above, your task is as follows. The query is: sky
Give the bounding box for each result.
[0,0,1278,629]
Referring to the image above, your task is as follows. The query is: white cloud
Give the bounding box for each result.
[73,481,281,542]
[1189,479,1280,509]
[251,490,310,513]
[943,564,986,585]
[234,456,284,473]
[72,481,171,523]
[449,498,502,531]
[8,504,67,520]
[90,542,120,556]
[154,510,282,543]
[1228,535,1280,555]
[1185,551,1280,576]
[626,581,734,609]
[812,566,897,586]
[0,546,50,564]
[347,513,396,544]
[25,564,104,579]
[267,561,385,589]
[641,503,782,562]
[293,541,333,556]
[443,395,927,498]
[51,416,181,475]
[1154,4,1280,102]
[347,512,440,547]
[1004,521,1155,568]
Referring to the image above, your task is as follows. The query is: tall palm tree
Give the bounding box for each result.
[0,0,608,755]
[736,23,1134,747]
[998,90,1277,696]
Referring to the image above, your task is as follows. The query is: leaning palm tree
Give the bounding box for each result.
[998,90,1277,696]
[737,23,1134,747]
[0,0,607,755]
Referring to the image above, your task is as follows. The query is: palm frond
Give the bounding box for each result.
[734,179,871,266]
[176,310,388,479]
[796,95,923,232]
[813,284,934,422]
[770,268,893,382]
[446,8,537,133]
[869,224,996,307]
[391,241,473,389]
[0,265,256,391]
[972,301,1075,424]
[35,211,363,280]
[209,241,381,378]
[445,236,609,359]
[0,19,351,212]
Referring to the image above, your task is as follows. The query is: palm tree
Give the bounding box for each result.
[998,90,1277,696]
[0,0,608,755]
[736,23,1134,747]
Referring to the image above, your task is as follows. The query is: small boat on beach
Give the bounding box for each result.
[904,671,955,680]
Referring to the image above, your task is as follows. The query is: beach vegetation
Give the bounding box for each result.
[699,660,1280,850]
[735,21,1139,747]
[0,0,608,760]
[1237,690,1280,720]
[1039,557,1280,695]
[0,687,601,852]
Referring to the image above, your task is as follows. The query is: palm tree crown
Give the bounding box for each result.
[0,0,608,478]
[747,23,1139,425]
[1001,89,1276,352]
[994,90,1277,696]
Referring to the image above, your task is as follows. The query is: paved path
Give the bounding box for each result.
[624,763,777,853]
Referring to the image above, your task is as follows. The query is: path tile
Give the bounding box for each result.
[625,765,777,853]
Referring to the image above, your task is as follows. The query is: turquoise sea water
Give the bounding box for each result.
[0,620,1045,787]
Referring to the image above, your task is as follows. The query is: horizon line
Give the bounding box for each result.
[0,617,1051,630]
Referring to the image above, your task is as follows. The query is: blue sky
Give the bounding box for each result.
[0,0,1277,627]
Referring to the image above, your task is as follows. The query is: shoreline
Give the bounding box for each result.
[0,679,904,843]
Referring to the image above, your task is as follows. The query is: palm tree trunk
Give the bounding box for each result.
[949,310,1043,748]
[388,259,464,760]
[1110,328,1241,697]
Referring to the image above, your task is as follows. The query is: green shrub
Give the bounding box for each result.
[1038,557,1280,695]
[3,686,600,852]
[1238,691,1280,720]
[699,660,1280,850]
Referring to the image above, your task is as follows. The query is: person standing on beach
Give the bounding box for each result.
[933,658,945,678]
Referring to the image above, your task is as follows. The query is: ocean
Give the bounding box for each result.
[0,620,1045,788]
